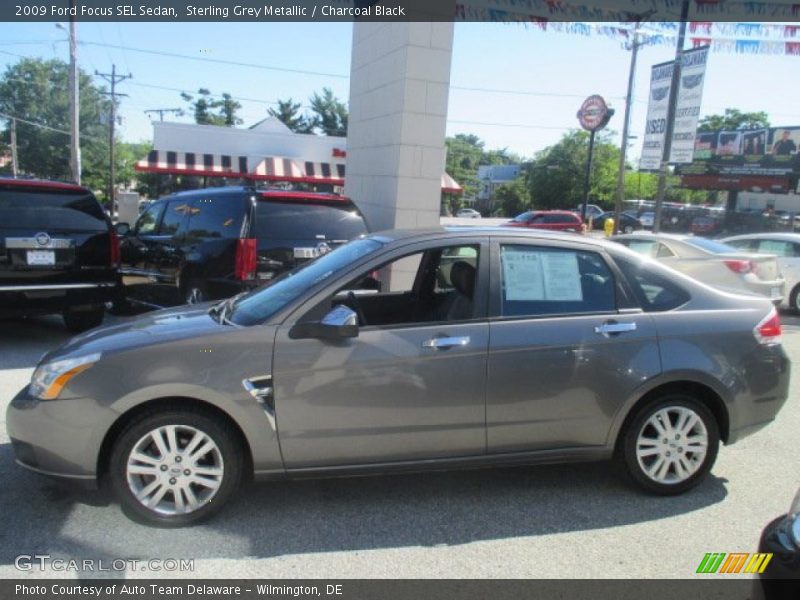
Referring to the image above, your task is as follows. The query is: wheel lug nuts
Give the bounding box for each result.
[678,447,683,453]
[160,465,168,471]
[662,438,668,443]
[675,435,680,440]
[184,469,190,476]
[175,456,182,463]
[666,451,671,457]
[169,478,177,485]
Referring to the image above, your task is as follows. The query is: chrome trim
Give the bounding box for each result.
[242,376,276,431]
[422,336,470,349]
[5,237,73,249]
[595,322,637,336]
[0,283,116,291]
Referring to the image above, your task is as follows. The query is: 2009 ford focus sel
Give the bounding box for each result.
[7,228,790,526]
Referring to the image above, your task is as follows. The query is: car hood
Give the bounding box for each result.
[43,304,228,364]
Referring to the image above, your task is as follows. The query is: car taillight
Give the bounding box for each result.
[724,259,754,274]
[235,238,257,281]
[754,308,782,345]
[110,231,120,268]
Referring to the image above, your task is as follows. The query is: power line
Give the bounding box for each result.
[0,110,103,140]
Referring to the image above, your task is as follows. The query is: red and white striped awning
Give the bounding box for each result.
[136,150,461,193]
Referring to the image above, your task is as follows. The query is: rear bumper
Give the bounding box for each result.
[0,283,117,317]
[744,277,785,304]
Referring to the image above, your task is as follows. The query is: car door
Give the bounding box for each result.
[271,239,490,468]
[486,238,661,452]
[153,199,191,293]
[119,200,166,303]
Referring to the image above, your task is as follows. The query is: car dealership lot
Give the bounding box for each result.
[0,313,798,579]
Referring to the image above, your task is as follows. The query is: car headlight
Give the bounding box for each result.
[30,353,101,400]
[789,488,800,548]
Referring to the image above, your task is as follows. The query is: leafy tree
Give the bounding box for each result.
[494,176,531,217]
[309,88,348,136]
[268,98,314,133]
[0,57,112,194]
[180,88,241,127]
[698,109,770,132]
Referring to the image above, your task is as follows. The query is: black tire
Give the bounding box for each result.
[182,279,208,306]
[620,394,719,496]
[789,283,800,314]
[109,408,243,527]
[63,307,105,332]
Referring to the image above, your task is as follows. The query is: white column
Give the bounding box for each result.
[345,22,454,232]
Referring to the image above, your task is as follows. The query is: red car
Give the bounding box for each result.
[505,210,583,232]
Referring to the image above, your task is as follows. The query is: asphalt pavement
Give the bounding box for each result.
[0,311,798,579]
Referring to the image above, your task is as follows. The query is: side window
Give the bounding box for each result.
[726,238,757,252]
[615,257,690,312]
[135,202,165,235]
[186,196,245,240]
[499,245,616,317]
[159,200,190,236]
[529,214,545,224]
[331,244,481,327]
[621,239,657,257]
[656,243,675,258]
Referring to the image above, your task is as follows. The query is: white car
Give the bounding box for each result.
[456,208,481,219]
[612,233,785,304]
[722,233,800,312]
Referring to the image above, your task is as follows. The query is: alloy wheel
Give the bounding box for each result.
[126,425,224,516]
[635,406,708,485]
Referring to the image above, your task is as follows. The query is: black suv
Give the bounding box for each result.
[0,178,119,331]
[117,187,369,307]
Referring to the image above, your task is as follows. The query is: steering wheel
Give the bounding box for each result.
[347,291,368,326]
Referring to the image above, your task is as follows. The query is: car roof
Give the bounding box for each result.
[161,186,350,203]
[722,232,800,242]
[0,177,89,194]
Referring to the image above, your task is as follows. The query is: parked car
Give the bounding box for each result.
[573,203,604,221]
[0,177,119,332]
[8,228,790,525]
[691,215,722,236]
[612,233,785,304]
[754,488,800,595]
[505,210,583,232]
[456,208,481,219]
[592,211,642,234]
[638,211,655,229]
[117,187,368,308]
[722,233,800,313]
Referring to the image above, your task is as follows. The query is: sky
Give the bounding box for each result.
[0,20,798,163]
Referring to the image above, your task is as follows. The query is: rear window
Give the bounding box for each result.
[0,189,107,231]
[683,237,737,254]
[255,200,367,241]
[185,195,246,240]
[614,256,690,312]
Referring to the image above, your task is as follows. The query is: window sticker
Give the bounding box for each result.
[541,251,583,301]
[501,247,583,302]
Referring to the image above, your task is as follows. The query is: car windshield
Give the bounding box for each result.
[229,238,383,326]
[512,211,533,222]
[683,237,738,254]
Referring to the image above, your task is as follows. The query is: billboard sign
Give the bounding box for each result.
[669,46,710,164]
[640,61,673,171]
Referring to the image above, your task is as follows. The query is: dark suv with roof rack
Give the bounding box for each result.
[0,177,119,332]
[116,186,369,308]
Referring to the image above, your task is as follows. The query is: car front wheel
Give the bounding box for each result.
[621,395,719,495]
[109,409,243,526]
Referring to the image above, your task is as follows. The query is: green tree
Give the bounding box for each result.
[309,88,348,136]
[493,176,531,217]
[698,108,770,132]
[0,57,112,193]
[180,88,241,126]
[268,98,314,133]
[527,130,621,210]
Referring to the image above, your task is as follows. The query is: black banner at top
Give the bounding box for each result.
[3,0,800,23]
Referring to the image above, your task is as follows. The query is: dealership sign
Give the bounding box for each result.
[576,95,612,132]
[640,47,709,170]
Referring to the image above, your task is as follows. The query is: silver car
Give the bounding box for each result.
[613,233,785,304]
[7,228,790,526]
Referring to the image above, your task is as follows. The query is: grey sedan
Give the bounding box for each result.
[7,228,791,526]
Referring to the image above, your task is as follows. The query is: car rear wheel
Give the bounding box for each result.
[109,409,243,526]
[63,306,104,332]
[621,395,719,495]
[789,283,800,314]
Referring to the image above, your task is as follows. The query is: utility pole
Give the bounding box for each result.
[96,64,132,211]
[613,25,644,234]
[144,108,183,121]
[653,0,691,233]
[10,117,18,177]
[57,1,80,184]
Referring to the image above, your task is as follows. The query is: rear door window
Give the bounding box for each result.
[614,257,690,312]
[159,200,191,236]
[0,189,107,231]
[186,195,245,240]
[254,200,367,242]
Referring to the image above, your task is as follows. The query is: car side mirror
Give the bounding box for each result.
[289,305,359,340]
[115,222,131,236]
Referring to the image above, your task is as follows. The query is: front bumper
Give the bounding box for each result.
[6,385,119,489]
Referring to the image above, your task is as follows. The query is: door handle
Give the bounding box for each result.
[422,336,470,350]
[594,322,637,336]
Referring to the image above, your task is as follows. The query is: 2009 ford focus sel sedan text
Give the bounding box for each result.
[6,228,791,526]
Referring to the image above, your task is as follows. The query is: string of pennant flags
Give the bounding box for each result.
[455,5,800,56]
